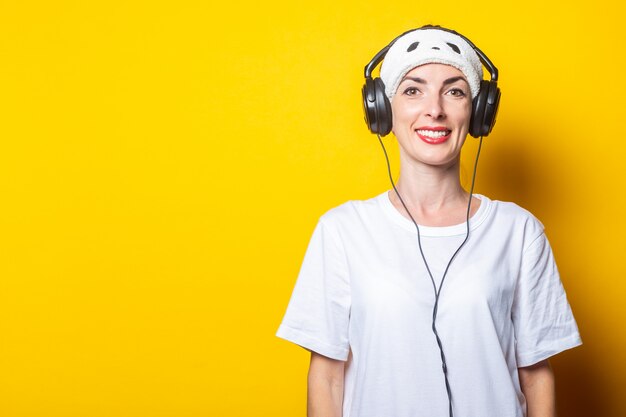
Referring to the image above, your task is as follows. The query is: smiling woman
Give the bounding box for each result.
[276,25,582,417]
[391,64,472,169]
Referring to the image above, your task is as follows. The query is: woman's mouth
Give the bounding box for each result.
[416,128,452,144]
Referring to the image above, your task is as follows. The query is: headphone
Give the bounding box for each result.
[362,25,501,138]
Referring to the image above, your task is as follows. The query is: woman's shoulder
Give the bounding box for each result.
[482,195,546,241]
[318,192,385,227]
[486,196,541,221]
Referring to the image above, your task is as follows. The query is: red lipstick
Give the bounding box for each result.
[415,126,451,144]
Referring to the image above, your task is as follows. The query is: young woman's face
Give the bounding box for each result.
[391,63,472,169]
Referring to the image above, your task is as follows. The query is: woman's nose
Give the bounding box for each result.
[425,96,446,119]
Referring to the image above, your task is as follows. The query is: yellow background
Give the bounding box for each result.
[0,0,624,416]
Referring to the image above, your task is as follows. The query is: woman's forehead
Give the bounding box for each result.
[404,63,466,79]
[399,64,469,86]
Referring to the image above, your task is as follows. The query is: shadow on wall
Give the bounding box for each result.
[553,346,608,417]
[474,125,606,417]
[472,131,565,216]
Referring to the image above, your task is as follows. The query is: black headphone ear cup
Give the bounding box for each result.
[470,80,489,138]
[362,77,392,136]
[362,77,377,133]
[373,78,392,136]
[482,81,501,136]
[470,80,500,137]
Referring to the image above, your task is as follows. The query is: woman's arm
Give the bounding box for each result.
[307,351,345,417]
[518,359,556,417]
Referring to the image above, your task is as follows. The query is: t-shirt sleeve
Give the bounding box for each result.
[276,218,351,361]
[511,232,582,367]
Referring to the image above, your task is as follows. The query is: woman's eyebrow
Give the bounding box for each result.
[401,77,426,84]
[400,76,469,86]
[442,76,469,86]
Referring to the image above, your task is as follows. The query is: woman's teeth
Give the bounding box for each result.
[416,129,451,138]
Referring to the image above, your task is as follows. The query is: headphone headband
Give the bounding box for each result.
[364,25,498,82]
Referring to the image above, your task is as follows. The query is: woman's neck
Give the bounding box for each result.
[389,157,477,226]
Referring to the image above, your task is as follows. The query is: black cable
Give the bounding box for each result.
[376,134,484,417]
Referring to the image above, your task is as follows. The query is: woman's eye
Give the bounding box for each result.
[447,88,467,97]
[403,87,419,96]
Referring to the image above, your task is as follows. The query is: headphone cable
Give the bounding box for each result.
[376,133,484,417]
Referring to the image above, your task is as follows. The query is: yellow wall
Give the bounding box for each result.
[0,0,623,416]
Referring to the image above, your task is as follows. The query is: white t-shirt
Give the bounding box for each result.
[277,191,582,417]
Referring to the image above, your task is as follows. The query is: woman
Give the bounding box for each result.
[276,26,582,417]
